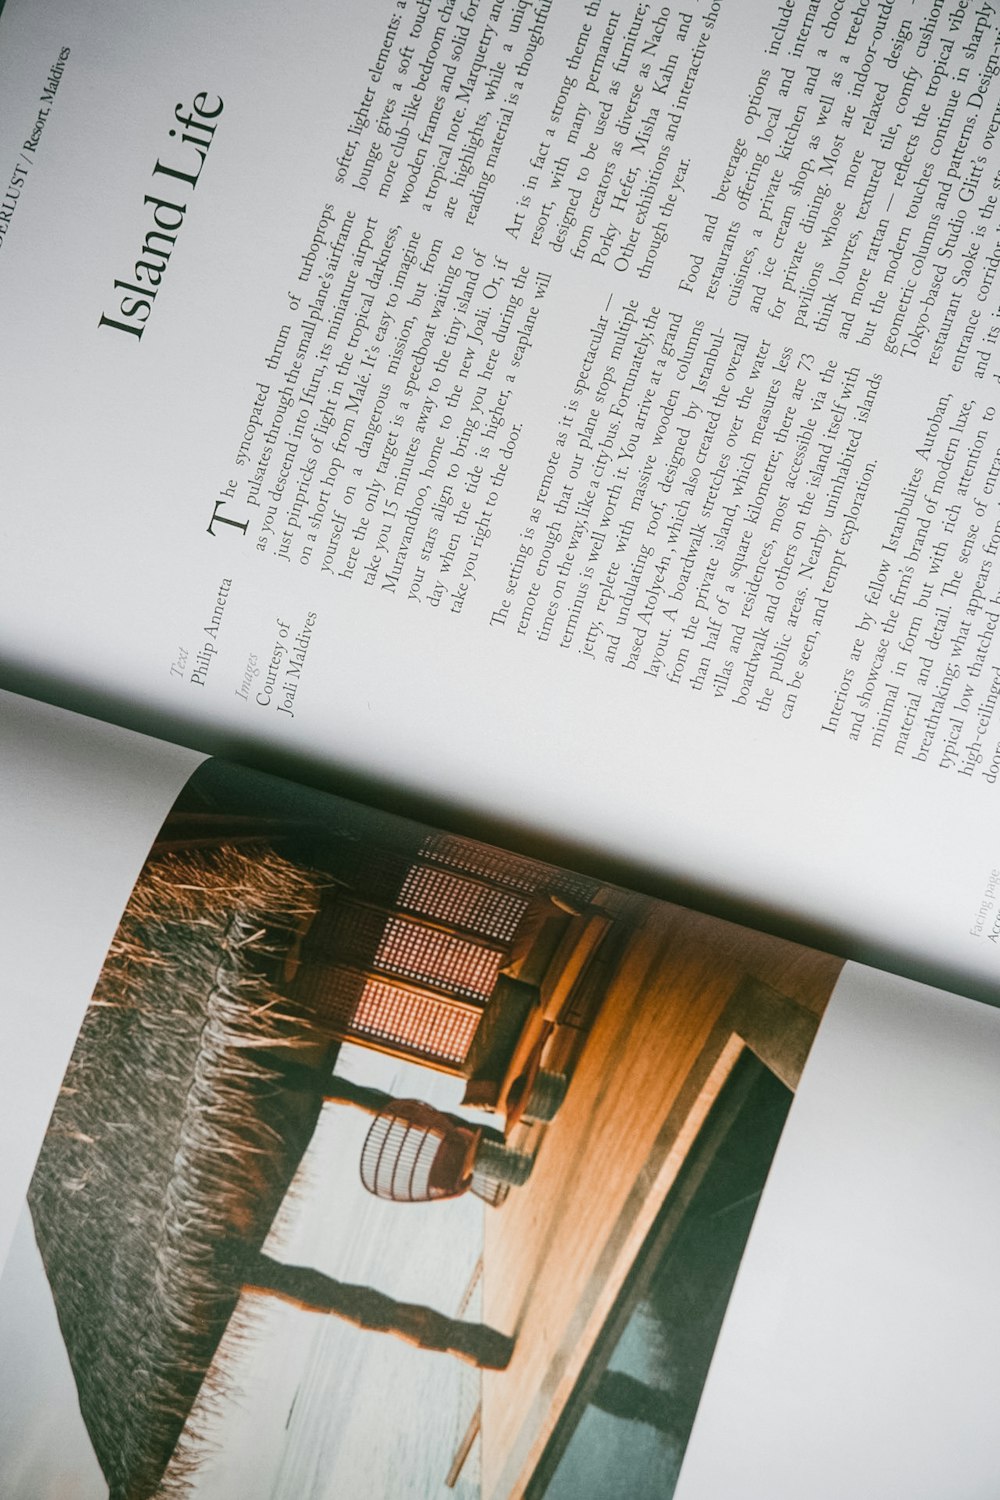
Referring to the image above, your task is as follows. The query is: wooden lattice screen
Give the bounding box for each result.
[292,837,603,1070]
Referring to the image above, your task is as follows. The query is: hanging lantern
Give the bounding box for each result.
[360,1099,533,1204]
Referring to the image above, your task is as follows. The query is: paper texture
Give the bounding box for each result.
[1,4,999,984]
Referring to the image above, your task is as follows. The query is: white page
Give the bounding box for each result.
[2,0,1000,995]
[674,961,1000,1500]
[0,691,203,1262]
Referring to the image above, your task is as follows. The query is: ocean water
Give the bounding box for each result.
[265,1174,484,1500]
[190,1049,486,1499]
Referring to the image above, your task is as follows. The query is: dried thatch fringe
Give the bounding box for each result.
[28,846,332,1500]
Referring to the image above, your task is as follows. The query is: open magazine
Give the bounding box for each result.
[2,0,1000,1002]
[2,0,1000,1488]
[1,688,999,1500]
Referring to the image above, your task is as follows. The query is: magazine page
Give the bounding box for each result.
[2,0,1000,994]
[0,741,997,1499]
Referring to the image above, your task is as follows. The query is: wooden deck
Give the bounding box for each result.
[478,899,842,1500]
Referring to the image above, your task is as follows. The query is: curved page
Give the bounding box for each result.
[0,728,997,1497]
[1,0,1000,990]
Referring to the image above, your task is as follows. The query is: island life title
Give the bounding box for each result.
[98,92,223,341]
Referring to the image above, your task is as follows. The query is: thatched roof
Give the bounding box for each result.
[28,845,337,1500]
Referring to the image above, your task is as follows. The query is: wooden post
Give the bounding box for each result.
[245,1252,515,1369]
